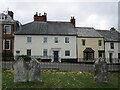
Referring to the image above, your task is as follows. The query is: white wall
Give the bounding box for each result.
[14,35,77,61]
[105,42,119,63]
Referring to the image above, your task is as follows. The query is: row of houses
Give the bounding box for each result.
[0,11,120,63]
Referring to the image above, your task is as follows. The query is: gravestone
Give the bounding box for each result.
[14,57,27,82]
[28,57,41,82]
[94,58,108,83]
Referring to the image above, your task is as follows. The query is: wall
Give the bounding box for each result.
[77,37,104,62]
[14,35,77,61]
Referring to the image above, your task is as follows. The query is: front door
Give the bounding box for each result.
[109,53,112,63]
[54,51,59,62]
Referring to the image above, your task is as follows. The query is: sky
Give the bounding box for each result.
[0,0,119,31]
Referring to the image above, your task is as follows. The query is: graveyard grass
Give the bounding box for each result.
[2,69,119,89]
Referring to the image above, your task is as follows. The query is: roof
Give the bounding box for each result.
[15,21,77,36]
[76,27,103,38]
[96,30,120,41]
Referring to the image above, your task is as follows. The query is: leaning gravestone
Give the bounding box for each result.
[14,57,27,82]
[94,58,108,83]
[28,57,41,82]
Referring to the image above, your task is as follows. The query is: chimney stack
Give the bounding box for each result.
[70,16,75,27]
[34,12,47,22]
[110,27,116,32]
[8,11,14,19]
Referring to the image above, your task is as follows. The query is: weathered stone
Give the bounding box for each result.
[28,58,41,82]
[14,57,27,82]
[94,58,108,83]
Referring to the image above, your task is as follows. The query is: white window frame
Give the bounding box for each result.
[27,49,31,56]
[4,25,11,34]
[54,37,58,43]
[16,50,20,56]
[43,49,48,56]
[27,37,32,43]
[82,39,86,46]
[43,37,47,43]
[65,50,70,56]
[3,40,10,50]
[65,37,69,43]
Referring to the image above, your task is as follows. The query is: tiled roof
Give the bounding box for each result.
[96,30,120,41]
[15,21,77,36]
[76,27,103,37]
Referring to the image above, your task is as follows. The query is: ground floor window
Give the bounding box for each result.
[65,50,70,56]
[43,49,47,56]
[118,53,120,59]
[16,50,20,56]
[84,52,94,60]
[98,51,105,58]
[27,49,31,56]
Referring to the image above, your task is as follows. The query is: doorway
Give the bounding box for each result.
[53,51,59,62]
[109,53,112,63]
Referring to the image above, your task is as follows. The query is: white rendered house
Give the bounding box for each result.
[14,13,77,62]
[97,28,120,64]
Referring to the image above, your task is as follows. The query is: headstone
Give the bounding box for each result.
[94,58,108,83]
[28,57,41,82]
[14,57,27,82]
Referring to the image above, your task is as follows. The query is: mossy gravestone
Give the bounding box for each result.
[94,58,108,83]
[14,57,27,82]
[28,58,41,82]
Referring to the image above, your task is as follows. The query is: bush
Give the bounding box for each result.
[18,55,31,62]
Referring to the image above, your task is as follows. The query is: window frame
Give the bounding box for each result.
[98,40,102,46]
[43,49,48,56]
[3,40,10,50]
[65,37,69,43]
[4,25,11,34]
[110,42,114,49]
[54,37,58,43]
[43,37,47,43]
[82,39,86,46]
[27,49,31,56]
[27,37,32,43]
[65,50,70,56]
[16,50,20,56]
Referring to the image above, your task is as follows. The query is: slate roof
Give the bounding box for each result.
[96,30,120,41]
[76,27,103,37]
[15,21,77,36]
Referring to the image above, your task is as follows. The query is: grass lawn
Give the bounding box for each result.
[2,69,120,89]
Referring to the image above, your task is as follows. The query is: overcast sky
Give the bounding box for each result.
[0,0,119,30]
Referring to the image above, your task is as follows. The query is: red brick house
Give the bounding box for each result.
[0,11,20,57]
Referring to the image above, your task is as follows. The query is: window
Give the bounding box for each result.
[98,51,104,58]
[65,37,69,43]
[118,53,120,59]
[4,25,11,34]
[27,49,31,56]
[84,52,94,60]
[43,49,47,56]
[27,37,31,43]
[54,37,58,43]
[16,50,20,56]
[65,50,70,56]
[43,37,47,43]
[3,40,10,50]
[110,42,114,49]
[82,39,85,46]
[98,40,102,46]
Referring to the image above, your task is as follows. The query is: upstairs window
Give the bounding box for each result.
[98,40,102,46]
[54,37,58,43]
[82,39,86,46]
[27,37,31,43]
[4,25,11,34]
[110,42,114,49]
[65,37,69,43]
[43,37,47,43]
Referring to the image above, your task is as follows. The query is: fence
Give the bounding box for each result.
[2,57,120,71]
